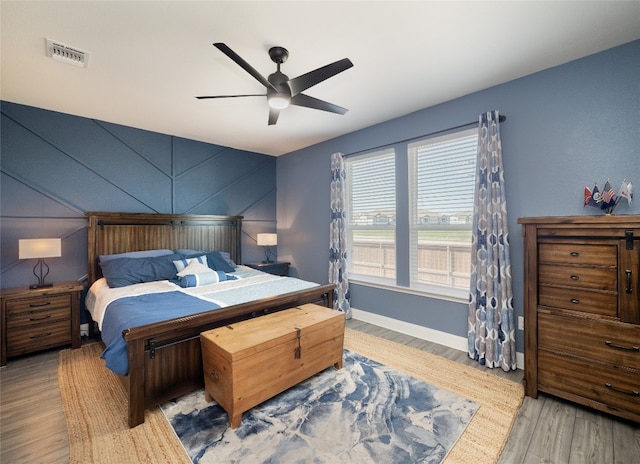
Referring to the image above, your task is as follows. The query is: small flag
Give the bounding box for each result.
[600,180,616,209]
[584,186,592,207]
[619,180,633,206]
[589,184,601,207]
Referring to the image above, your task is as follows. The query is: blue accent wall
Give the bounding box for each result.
[277,40,640,353]
[1,102,277,288]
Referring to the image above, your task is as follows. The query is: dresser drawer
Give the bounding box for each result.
[539,243,617,266]
[538,264,617,291]
[538,312,640,370]
[6,320,71,356]
[538,350,640,419]
[6,294,71,314]
[538,285,617,317]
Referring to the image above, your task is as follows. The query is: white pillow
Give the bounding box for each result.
[173,255,208,273]
[176,260,212,277]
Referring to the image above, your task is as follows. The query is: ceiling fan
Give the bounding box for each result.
[196,43,353,125]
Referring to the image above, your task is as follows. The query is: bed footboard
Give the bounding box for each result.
[124,283,335,427]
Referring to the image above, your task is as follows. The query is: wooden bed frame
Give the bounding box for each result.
[86,212,335,427]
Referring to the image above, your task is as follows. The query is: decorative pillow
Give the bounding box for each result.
[99,253,183,288]
[176,260,211,277]
[181,251,235,273]
[173,255,208,273]
[99,249,174,263]
[175,270,238,288]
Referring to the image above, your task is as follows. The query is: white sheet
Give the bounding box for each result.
[85,266,282,330]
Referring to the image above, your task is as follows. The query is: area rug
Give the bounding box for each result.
[162,350,479,463]
[58,329,524,464]
[58,342,191,464]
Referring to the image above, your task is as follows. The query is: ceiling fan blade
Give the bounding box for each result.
[290,93,348,115]
[213,43,277,91]
[288,58,353,96]
[268,108,280,126]
[196,94,265,99]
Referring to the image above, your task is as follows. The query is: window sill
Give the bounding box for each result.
[349,277,468,305]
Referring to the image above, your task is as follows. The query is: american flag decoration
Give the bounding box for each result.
[600,180,616,210]
[584,178,633,214]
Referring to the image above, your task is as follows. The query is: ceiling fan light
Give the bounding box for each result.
[268,94,290,109]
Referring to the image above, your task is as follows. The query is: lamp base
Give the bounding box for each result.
[30,283,53,290]
[262,260,274,264]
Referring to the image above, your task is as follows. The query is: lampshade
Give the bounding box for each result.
[256,233,277,247]
[19,238,62,259]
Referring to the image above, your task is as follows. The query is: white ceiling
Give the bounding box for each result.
[2,1,639,156]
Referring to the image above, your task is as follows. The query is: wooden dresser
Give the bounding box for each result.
[518,215,639,423]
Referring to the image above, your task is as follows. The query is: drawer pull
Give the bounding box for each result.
[30,332,52,339]
[570,298,580,304]
[209,370,219,382]
[626,269,632,294]
[29,302,51,308]
[570,251,580,257]
[29,314,51,321]
[605,340,640,352]
[605,383,640,397]
[570,275,579,280]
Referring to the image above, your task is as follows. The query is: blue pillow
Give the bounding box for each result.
[99,253,183,288]
[182,251,235,273]
[174,270,237,288]
[204,251,236,273]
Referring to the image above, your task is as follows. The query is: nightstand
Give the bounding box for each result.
[1,281,83,366]
[245,261,290,276]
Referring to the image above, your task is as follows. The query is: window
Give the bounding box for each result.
[409,128,478,299]
[345,128,477,301]
[345,149,396,284]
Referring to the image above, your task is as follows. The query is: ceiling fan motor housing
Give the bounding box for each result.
[268,46,289,64]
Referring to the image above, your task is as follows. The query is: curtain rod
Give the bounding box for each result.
[346,114,507,157]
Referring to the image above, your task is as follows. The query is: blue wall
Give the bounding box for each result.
[277,40,640,353]
[1,102,277,289]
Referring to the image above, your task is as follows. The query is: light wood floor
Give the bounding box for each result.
[1,320,639,463]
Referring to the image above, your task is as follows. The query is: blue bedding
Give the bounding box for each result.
[101,291,220,375]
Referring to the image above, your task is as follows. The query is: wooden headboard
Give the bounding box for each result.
[86,212,243,286]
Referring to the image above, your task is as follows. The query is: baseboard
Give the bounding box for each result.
[350,307,524,370]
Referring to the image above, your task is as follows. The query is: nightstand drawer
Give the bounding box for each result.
[6,294,70,314]
[7,320,71,356]
[7,305,72,329]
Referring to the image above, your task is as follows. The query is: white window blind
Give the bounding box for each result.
[345,149,396,283]
[408,128,478,299]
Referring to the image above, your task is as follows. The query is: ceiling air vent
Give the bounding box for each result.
[45,38,89,68]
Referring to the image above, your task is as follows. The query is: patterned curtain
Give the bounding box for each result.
[468,111,516,371]
[329,152,351,319]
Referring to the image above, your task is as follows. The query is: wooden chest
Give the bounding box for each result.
[200,303,345,428]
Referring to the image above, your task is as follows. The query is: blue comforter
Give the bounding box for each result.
[101,291,220,375]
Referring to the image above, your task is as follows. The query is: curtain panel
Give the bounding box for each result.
[329,152,351,318]
[468,111,516,371]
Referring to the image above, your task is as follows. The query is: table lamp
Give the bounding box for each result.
[256,233,277,263]
[18,238,62,289]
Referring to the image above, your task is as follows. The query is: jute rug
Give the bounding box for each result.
[59,329,524,464]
